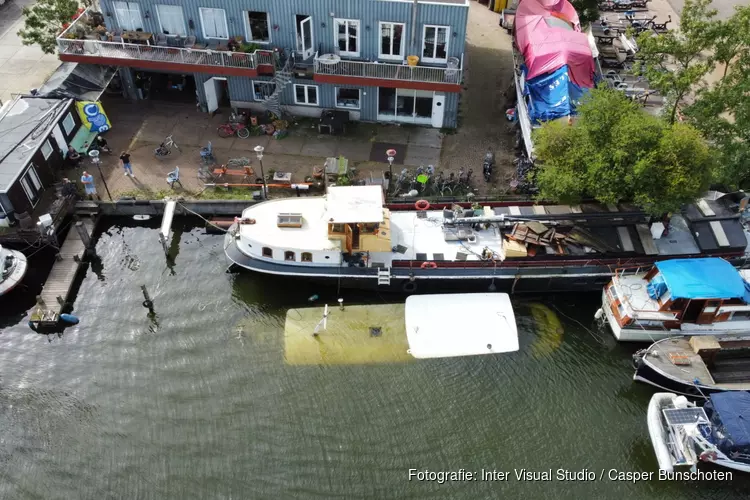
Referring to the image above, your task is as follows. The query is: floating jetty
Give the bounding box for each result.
[29,217,95,332]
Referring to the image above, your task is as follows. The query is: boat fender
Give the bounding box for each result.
[28,321,39,333]
[420,261,437,269]
[415,200,430,211]
[594,308,604,320]
[402,281,417,293]
[234,217,256,225]
[59,314,80,325]
[699,451,717,462]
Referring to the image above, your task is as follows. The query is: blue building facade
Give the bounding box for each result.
[87,0,469,127]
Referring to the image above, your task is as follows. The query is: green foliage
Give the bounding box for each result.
[533,87,714,215]
[18,0,81,54]
[634,0,718,124]
[683,5,750,189]
[570,0,600,28]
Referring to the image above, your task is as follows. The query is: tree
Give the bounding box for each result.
[17,0,81,55]
[634,0,718,124]
[711,6,750,79]
[570,0,600,29]
[532,87,714,214]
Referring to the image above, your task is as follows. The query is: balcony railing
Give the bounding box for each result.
[56,7,274,71]
[313,55,463,85]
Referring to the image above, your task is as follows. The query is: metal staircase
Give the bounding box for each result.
[377,267,391,286]
[262,54,293,118]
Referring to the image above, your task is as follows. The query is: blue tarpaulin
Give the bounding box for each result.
[708,392,750,447]
[523,65,589,123]
[654,258,746,300]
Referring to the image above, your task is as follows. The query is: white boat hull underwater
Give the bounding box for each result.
[597,259,750,342]
[0,246,28,296]
[223,186,750,294]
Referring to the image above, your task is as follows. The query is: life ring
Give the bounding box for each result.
[699,450,717,462]
[402,280,418,293]
[420,261,437,269]
[415,200,430,211]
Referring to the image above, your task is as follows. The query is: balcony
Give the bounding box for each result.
[56,8,275,77]
[313,54,463,92]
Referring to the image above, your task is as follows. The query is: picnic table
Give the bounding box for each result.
[212,165,255,183]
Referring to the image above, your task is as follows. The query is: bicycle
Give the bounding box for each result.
[217,122,250,139]
[154,134,179,158]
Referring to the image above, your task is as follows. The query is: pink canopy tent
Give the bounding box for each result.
[514,0,595,88]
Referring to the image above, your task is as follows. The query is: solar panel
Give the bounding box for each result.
[663,407,709,426]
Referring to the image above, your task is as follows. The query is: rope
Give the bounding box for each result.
[175,201,228,232]
[548,303,607,345]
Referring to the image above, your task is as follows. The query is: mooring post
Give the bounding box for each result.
[338,298,344,311]
[74,221,92,249]
[141,285,155,314]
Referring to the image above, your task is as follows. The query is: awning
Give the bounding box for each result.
[37,62,118,101]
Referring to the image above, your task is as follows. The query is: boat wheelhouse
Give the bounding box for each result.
[600,258,750,342]
[224,186,750,293]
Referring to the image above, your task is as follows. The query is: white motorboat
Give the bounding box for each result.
[598,257,750,342]
[647,392,705,473]
[0,244,28,296]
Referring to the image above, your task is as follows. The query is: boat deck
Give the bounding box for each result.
[617,274,677,321]
[647,338,750,390]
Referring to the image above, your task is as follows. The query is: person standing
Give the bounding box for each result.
[119,151,134,177]
[80,171,99,200]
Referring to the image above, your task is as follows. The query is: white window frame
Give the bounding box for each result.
[335,88,361,110]
[293,84,319,106]
[422,25,450,63]
[41,140,54,160]
[61,112,75,135]
[155,4,187,37]
[245,11,271,44]
[199,7,229,40]
[20,165,43,207]
[113,1,143,31]
[334,18,360,57]
[252,81,275,101]
[379,22,405,61]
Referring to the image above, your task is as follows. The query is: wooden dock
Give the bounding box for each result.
[32,217,95,324]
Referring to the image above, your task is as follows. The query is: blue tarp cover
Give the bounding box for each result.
[523,65,589,122]
[647,274,667,300]
[654,258,745,301]
[709,392,750,447]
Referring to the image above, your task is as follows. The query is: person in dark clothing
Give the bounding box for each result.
[119,151,134,176]
[95,135,111,153]
[66,146,81,166]
[61,178,79,199]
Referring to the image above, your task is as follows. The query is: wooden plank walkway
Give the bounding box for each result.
[38,217,95,317]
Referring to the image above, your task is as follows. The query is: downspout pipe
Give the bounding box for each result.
[410,0,418,54]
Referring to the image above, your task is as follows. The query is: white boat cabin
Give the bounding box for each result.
[604,258,750,332]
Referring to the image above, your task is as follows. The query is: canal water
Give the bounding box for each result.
[0,218,746,499]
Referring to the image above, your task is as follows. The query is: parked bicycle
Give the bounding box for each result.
[217,112,250,139]
[155,134,179,158]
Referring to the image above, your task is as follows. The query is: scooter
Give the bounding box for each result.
[483,151,495,182]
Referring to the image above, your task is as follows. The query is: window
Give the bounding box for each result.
[41,140,53,160]
[330,223,346,234]
[199,8,228,39]
[301,252,313,262]
[422,25,449,63]
[246,11,270,43]
[294,84,318,106]
[336,88,360,110]
[262,247,273,258]
[156,5,186,36]
[379,22,405,60]
[277,213,303,228]
[252,81,275,101]
[114,1,143,31]
[284,251,296,261]
[61,112,75,135]
[731,311,750,321]
[334,19,360,57]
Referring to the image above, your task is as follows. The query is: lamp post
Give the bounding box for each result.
[386,148,396,196]
[88,149,112,201]
[254,145,267,199]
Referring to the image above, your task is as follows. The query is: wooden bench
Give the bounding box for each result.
[212,165,255,183]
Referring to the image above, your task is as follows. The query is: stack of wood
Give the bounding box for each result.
[505,222,568,257]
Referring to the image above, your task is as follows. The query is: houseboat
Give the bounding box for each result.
[633,335,750,396]
[599,258,750,342]
[224,186,750,293]
[0,245,28,296]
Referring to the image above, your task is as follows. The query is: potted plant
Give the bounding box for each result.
[95,25,107,41]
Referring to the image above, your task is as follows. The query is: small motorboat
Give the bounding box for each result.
[697,392,750,473]
[0,244,28,297]
[647,392,706,473]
